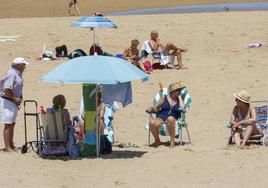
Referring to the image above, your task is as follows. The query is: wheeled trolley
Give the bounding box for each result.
[21,100,44,154]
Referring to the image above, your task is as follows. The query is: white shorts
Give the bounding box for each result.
[0,97,18,124]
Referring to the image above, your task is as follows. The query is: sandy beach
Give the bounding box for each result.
[1,1,268,187]
[0,0,267,18]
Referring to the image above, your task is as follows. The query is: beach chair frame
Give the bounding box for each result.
[227,100,268,145]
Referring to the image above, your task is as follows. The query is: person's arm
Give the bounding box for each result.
[230,106,238,127]
[236,107,257,127]
[148,96,164,113]
[123,48,132,60]
[3,89,22,105]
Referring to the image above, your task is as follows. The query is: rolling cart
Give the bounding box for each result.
[21,100,44,154]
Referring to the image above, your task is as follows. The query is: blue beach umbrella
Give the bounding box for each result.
[42,56,148,157]
[42,56,148,84]
[71,15,117,51]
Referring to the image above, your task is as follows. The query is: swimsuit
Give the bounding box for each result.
[156,95,181,121]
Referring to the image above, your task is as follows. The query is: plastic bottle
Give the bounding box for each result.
[159,83,163,97]
[39,105,46,114]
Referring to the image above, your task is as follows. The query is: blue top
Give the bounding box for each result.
[156,95,181,121]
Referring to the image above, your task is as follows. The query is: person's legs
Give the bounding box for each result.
[3,124,13,151]
[149,118,164,147]
[9,123,16,149]
[241,125,254,146]
[67,2,73,15]
[165,116,176,148]
[74,4,80,16]
[234,130,242,146]
[164,43,186,69]
[241,125,262,146]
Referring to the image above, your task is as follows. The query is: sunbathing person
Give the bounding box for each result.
[230,90,262,147]
[148,30,187,69]
[148,82,185,148]
[123,39,150,74]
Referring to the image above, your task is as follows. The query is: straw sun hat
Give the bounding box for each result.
[169,81,185,93]
[233,90,250,103]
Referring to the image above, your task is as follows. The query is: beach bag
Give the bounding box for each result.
[55,44,68,57]
[68,49,87,59]
[143,60,153,72]
[100,135,112,154]
[66,126,80,158]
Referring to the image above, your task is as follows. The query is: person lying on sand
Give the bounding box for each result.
[149,30,187,69]
[147,82,185,148]
[230,90,262,147]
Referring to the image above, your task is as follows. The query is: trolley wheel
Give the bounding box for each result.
[21,144,28,154]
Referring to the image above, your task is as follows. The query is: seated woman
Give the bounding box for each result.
[148,81,185,148]
[230,90,262,147]
[123,39,150,74]
[52,94,72,127]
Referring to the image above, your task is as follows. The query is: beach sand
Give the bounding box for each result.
[1,3,268,188]
[0,0,267,18]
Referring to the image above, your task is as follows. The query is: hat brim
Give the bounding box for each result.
[233,93,250,103]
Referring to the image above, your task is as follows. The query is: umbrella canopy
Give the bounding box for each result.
[71,16,117,28]
[42,56,148,84]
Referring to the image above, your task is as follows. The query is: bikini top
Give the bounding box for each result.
[237,106,252,122]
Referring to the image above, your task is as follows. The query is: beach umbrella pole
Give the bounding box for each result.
[96,84,100,157]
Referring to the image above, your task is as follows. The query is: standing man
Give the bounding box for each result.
[0,57,29,152]
[67,0,80,16]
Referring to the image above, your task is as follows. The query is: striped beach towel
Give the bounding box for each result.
[42,108,66,141]
[255,105,268,129]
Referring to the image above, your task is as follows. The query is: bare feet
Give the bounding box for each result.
[149,141,161,148]
[169,141,175,148]
[3,148,13,152]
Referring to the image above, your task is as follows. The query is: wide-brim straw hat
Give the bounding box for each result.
[169,81,185,93]
[233,90,250,103]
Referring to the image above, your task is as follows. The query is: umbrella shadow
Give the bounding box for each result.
[100,150,147,159]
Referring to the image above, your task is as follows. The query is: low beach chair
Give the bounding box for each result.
[227,100,268,145]
[39,107,70,156]
[145,84,192,145]
[141,40,175,67]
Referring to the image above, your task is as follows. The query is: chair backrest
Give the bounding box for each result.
[152,87,192,110]
[255,105,268,128]
[41,108,68,141]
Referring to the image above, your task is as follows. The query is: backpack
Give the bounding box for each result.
[68,49,87,59]
[55,45,68,57]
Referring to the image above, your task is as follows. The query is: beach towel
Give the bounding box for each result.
[141,40,174,65]
[0,35,21,42]
[102,82,132,108]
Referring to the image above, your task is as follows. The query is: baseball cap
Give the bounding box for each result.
[12,57,29,65]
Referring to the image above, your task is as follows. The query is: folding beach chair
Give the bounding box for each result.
[145,84,192,145]
[227,100,268,145]
[141,40,175,67]
[39,108,70,156]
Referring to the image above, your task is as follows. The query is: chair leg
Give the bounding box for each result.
[148,129,151,146]
[179,126,183,145]
[185,126,191,144]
